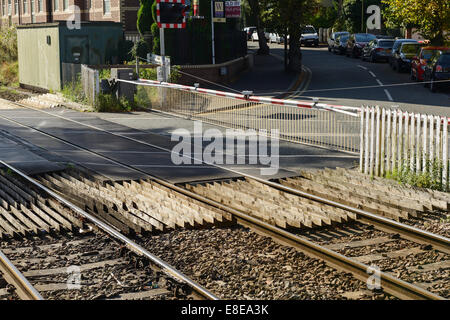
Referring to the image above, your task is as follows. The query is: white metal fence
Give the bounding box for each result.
[81,65,99,105]
[360,106,449,189]
[131,79,361,153]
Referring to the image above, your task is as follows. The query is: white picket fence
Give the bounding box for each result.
[360,106,449,189]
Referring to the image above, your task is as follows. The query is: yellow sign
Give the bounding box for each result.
[213,18,226,23]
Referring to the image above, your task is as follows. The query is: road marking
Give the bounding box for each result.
[376,79,383,86]
[357,65,368,70]
[369,71,377,78]
[384,89,393,101]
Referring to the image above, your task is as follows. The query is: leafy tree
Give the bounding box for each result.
[308,5,338,28]
[342,0,382,33]
[382,0,450,45]
[137,0,154,36]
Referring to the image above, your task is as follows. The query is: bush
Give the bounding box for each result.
[0,27,18,63]
[0,61,18,87]
[137,0,154,36]
[94,93,136,113]
[385,159,447,192]
[61,76,87,104]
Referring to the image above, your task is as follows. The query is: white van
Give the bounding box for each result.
[300,25,319,47]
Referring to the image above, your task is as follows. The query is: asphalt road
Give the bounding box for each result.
[250,42,450,116]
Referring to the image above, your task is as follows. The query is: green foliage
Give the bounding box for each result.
[0,61,18,87]
[385,159,447,192]
[137,0,154,36]
[131,38,151,61]
[342,0,383,33]
[94,93,136,113]
[151,0,160,54]
[382,0,450,45]
[61,77,87,104]
[99,68,111,79]
[0,26,18,63]
[308,5,338,28]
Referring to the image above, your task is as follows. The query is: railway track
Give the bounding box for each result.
[0,99,449,300]
[0,161,217,300]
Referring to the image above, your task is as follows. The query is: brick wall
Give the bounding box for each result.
[0,0,138,32]
[177,54,254,87]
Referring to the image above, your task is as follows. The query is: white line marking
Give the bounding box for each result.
[369,71,377,78]
[376,79,383,86]
[384,89,393,101]
[357,65,368,70]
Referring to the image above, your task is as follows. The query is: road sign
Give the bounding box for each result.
[225,1,241,18]
[213,0,226,22]
[156,0,188,29]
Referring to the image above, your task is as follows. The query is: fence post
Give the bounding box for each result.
[416,114,421,173]
[360,107,365,172]
[410,113,415,171]
[429,115,434,162]
[364,107,370,174]
[392,110,397,171]
[386,109,391,174]
[375,106,381,176]
[369,107,375,176]
[423,115,428,172]
[443,118,448,190]
[397,111,403,170]
[380,108,386,176]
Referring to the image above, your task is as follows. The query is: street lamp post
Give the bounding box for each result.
[361,0,364,32]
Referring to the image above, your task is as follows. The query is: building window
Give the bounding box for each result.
[2,1,5,16]
[38,0,42,11]
[63,0,67,11]
[14,0,17,15]
[23,0,27,13]
[86,0,90,10]
[7,0,11,15]
[103,0,110,14]
[53,0,58,11]
[30,0,34,13]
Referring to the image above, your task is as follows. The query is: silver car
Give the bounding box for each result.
[268,33,284,44]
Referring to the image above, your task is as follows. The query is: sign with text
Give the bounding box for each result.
[225,1,241,18]
[213,0,226,22]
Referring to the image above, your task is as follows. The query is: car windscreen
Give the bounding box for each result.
[355,34,376,42]
[378,41,394,48]
[339,36,349,43]
[421,49,435,60]
[401,44,421,54]
[438,54,450,65]
[302,27,316,34]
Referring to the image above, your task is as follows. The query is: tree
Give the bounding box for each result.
[342,0,382,33]
[137,0,154,36]
[382,0,450,45]
[247,0,270,55]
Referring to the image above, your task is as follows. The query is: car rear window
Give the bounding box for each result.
[379,41,394,48]
[438,54,450,65]
[401,44,421,54]
[303,27,316,34]
[339,36,349,42]
[355,34,376,42]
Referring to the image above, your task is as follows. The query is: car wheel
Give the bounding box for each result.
[370,53,376,63]
[410,69,416,81]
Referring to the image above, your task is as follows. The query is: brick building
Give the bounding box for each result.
[0,0,140,39]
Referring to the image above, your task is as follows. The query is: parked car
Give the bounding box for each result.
[251,30,269,42]
[411,47,450,81]
[346,33,377,58]
[390,42,423,72]
[268,33,284,44]
[361,38,395,62]
[244,27,257,40]
[300,25,319,47]
[333,34,349,54]
[423,52,450,92]
[388,39,418,68]
[375,35,395,39]
[328,31,349,52]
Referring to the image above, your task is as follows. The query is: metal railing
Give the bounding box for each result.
[130,79,361,154]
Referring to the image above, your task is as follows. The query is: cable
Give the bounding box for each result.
[250,79,450,96]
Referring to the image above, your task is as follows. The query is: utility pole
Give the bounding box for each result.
[160,27,166,81]
[361,0,364,32]
[210,0,216,64]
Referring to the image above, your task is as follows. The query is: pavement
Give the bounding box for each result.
[0,105,358,182]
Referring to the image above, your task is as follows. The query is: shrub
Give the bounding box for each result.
[0,27,18,63]
[61,76,87,104]
[0,61,18,86]
[94,93,137,113]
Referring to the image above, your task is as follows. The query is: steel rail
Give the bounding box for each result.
[5,100,447,254]
[0,108,445,300]
[0,249,44,300]
[0,160,219,301]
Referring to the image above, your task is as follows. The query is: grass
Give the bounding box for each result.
[385,158,447,192]
[61,77,88,105]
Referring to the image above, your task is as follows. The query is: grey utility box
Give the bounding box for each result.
[111,68,137,102]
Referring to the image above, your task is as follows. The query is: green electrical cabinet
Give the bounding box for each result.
[17,21,124,91]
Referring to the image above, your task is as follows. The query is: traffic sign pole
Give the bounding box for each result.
[160,27,166,81]
[211,0,216,64]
